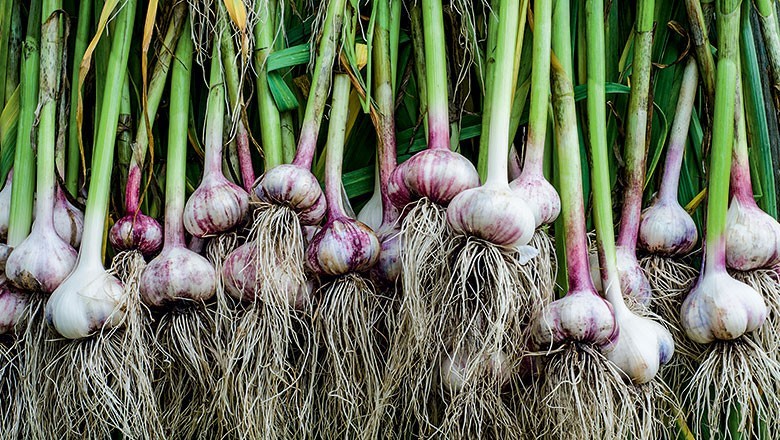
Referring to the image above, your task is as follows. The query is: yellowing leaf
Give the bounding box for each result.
[354,43,368,69]
[223,0,247,31]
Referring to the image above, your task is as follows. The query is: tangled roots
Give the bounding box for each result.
[686,338,780,440]
[314,274,384,438]
[154,305,221,438]
[732,269,780,360]
[368,199,451,438]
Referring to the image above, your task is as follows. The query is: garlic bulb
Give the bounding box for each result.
[725,196,780,271]
[681,269,766,343]
[0,284,27,335]
[306,217,380,276]
[183,173,249,238]
[357,165,383,231]
[140,247,216,307]
[254,164,327,225]
[533,289,617,347]
[509,172,561,227]
[0,173,11,241]
[372,225,402,284]
[5,221,77,293]
[387,149,480,208]
[638,197,698,256]
[53,185,84,248]
[45,258,124,339]
[602,304,674,384]
[447,184,536,248]
[615,246,652,306]
[109,212,164,256]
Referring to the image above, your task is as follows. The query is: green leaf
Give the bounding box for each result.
[0,84,20,183]
[267,43,311,71]
[267,72,299,112]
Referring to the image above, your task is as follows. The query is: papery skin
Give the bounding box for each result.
[140,247,216,307]
[681,270,767,344]
[638,199,698,256]
[53,186,84,248]
[222,242,310,309]
[725,196,780,271]
[184,174,249,237]
[0,174,11,240]
[306,218,380,276]
[46,263,125,339]
[509,173,561,227]
[602,309,675,384]
[616,246,652,305]
[253,164,327,225]
[533,289,617,347]
[0,285,28,334]
[109,213,164,256]
[5,225,77,293]
[446,186,536,247]
[387,149,480,208]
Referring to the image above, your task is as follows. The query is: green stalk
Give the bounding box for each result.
[616,0,655,251]
[164,18,193,248]
[122,4,185,215]
[291,0,347,169]
[484,0,519,185]
[80,0,136,261]
[477,2,500,179]
[65,0,92,194]
[254,0,283,169]
[220,2,254,189]
[5,1,21,102]
[7,0,42,247]
[281,113,296,164]
[0,0,13,107]
[684,0,716,109]
[703,0,741,273]
[552,0,574,78]
[389,0,402,91]
[586,0,622,292]
[32,0,63,233]
[522,0,553,177]
[420,0,451,151]
[410,3,428,135]
[324,74,351,218]
[116,74,132,195]
[740,0,777,217]
[754,0,780,95]
[93,0,111,140]
[374,0,399,223]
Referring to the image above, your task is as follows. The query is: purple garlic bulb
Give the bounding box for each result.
[0,173,11,240]
[53,186,84,248]
[638,198,698,256]
[387,149,480,208]
[371,224,402,284]
[184,173,249,238]
[615,246,652,306]
[253,164,327,225]
[109,212,164,256]
[306,217,380,276]
[509,173,561,227]
[0,284,28,334]
[140,247,216,307]
[533,289,617,348]
[446,185,536,248]
[725,196,780,271]
[681,270,766,344]
[6,222,77,293]
[223,242,309,308]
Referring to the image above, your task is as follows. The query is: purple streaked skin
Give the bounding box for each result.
[0,283,27,334]
[236,120,256,192]
[110,166,163,255]
[184,173,249,238]
[253,164,327,225]
[615,246,652,305]
[53,185,84,248]
[724,134,780,271]
[371,224,402,285]
[446,185,535,247]
[509,130,561,228]
[387,148,480,209]
[682,236,767,343]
